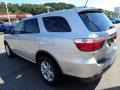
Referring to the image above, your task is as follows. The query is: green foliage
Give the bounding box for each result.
[44,2,75,11]
[0,2,119,18]
[0,2,75,15]
[0,2,6,13]
[104,10,120,18]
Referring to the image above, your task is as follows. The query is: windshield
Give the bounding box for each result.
[79,11,113,32]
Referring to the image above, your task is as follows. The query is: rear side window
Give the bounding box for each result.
[24,18,40,33]
[43,16,71,32]
[79,11,113,32]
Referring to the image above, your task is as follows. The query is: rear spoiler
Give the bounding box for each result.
[75,7,104,14]
[80,9,104,14]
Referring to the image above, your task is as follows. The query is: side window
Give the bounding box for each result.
[24,18,40,33]
[14,21,25,33]
[43,16,71,32]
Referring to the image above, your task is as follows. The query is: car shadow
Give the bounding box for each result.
[0,52,101,90]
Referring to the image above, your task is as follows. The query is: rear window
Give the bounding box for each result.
[24,18,40,33]
[43,16,71,32]
[79,11,113,32]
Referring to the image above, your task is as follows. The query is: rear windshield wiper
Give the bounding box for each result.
[108,26,115,29]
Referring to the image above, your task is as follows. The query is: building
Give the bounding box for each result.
[0,13,32,21]
[114,7,120,14]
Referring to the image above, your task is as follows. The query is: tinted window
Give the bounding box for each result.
[14,21,25,33]
[24,18,40,33]
[79,11,113,32]
[43,16,71,32]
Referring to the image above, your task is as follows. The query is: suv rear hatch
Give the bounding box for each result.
[78,9,117,62]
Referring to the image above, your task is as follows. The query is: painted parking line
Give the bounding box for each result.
[0,77,5,85]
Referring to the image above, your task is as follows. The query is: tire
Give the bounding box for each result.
[5,43,14,57]
[38,55,62,86]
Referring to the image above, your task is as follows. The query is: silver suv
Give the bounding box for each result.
[4,7,117,85]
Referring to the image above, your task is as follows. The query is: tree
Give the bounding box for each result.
[1,2,119,18]
[0,2,75,15]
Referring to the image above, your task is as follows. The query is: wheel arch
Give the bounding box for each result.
[36,50,63,73]
[4,40,8,45]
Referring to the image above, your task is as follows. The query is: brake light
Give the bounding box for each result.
[74,37,105,52]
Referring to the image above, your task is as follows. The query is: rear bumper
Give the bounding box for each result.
[79,64,112,82]
[61,47,117,79]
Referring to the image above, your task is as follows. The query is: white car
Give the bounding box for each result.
[4,7,117,85]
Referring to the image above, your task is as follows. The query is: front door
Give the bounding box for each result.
[10,21,25,55]
[18,18,40,62]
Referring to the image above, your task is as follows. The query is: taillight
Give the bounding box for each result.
[74,37,105,52]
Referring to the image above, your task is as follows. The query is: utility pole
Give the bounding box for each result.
[46,6,51,13]
[5,2,11,25]
[0,0,11,25]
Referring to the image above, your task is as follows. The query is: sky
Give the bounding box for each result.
[1,0,120,11]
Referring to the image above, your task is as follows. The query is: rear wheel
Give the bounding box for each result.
[38,55,62,86]
[5,44,14,57]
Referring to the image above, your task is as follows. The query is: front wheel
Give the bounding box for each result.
[38,55,62,86]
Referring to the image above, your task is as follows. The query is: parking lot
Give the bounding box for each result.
[0,24,120,90]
